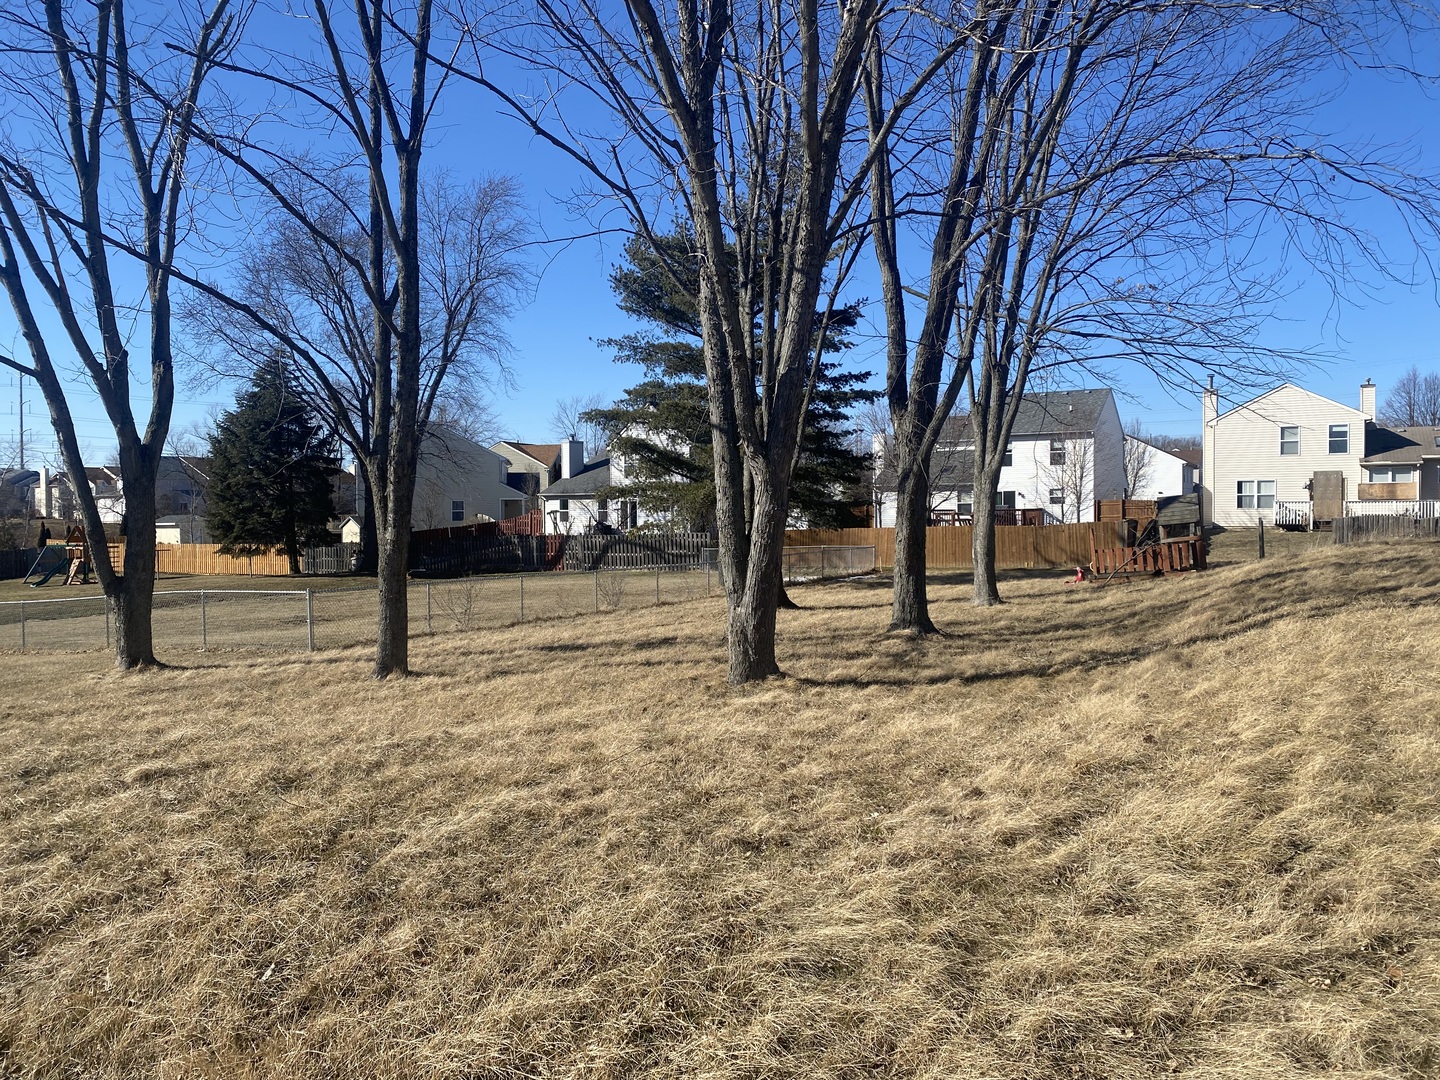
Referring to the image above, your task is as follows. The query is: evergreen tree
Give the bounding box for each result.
[207,360,340,574]
[591,231,875,531]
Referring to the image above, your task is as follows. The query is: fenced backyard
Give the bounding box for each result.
[785,521,1122,569]
[1333,514,1440,544]
[0,545,876,654]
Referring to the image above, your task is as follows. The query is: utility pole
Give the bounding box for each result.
[17,374,24,469]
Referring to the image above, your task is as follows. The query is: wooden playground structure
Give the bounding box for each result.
[23,525,115,588]
[1087,495,1206,581]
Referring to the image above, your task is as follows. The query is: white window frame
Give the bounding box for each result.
[1367,466,1415,484]
[451,500,465,522]
[1236,480,1276,509]
[1328,424,1349,454]
[1049,438,1067,466]
[1279,426,1300,456]
[1048,487,1064,505]
[558,497,570,524]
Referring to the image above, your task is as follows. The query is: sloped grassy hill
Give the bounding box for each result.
[2,541,1437,1079]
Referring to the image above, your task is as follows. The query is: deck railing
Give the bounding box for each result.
[1275,500,1313,529]
[1343,499,1440,519]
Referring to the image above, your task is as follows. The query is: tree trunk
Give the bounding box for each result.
[109,487,160,669]
[356,469,379,573]
[889,453,938,632]
[373,444,417,679]
[971,480,1002,606]
[374,524,409,678]
[728,481,786,684]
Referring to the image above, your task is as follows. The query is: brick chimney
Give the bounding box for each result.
[1360,379,1376,420]
[559,438,584,480]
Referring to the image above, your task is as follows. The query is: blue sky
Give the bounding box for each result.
[1,6,1436,467]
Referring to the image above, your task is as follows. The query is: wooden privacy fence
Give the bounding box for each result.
[155,544,293,575]
[1334,515,1440,544]
[0,548,34,580]
[1095,499,1159,522]
[786,522,1123,570]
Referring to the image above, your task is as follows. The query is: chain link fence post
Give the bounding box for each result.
[655,563,661,605]
[200,590,208,650]
[426,582,433,633]
[306,589,315,651]
[19,599,25,652]
[519,574,525,622]
[594,570,599,612]
[104,595,110,648]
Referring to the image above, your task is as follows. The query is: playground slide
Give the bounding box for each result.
[29,560,69,587]
[22,547,64,585]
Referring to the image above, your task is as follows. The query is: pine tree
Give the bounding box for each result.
[591,231,875,531]
[207,360,340,573]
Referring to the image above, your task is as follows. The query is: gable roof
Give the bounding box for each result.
[495,441,561,469]
[1127,435,1201,467]
[539,456,611,498]
[937,388,1116,443]
[1213,382,1369,424]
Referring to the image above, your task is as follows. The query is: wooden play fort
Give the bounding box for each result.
[1088,495,1206,580]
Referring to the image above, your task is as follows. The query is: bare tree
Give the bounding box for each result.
[869,0,1439,617]
[1039,434,1093,524]
[175,4,530,677]
[181,172,527,582]
[1123,419,1157,498]
[448,0,945,682]
[1380,366,1440,427]
[549,392,609,456]
[0,0,236,668]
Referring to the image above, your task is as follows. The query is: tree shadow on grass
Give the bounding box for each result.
[787,546,1438,691]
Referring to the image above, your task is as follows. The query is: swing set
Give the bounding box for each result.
[24,525,98,588]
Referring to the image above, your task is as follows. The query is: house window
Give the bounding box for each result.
[1328,424,1349,454]
[622,500,638,529]
[597,498,609,525]
[1279,426,1300,455]
[1367,466,1415,484]
[1050,439,1067,466]
[1236,480,1276,509]
[996,490,1017,509]
[451,500,464,522]
[1049,487,1064,505]
[1002,444,1012,467]
[957,486,973,516]
[558,498,570,524]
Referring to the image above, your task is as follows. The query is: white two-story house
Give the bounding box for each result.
[1201,380,1375,528]
[873,388,1126,526]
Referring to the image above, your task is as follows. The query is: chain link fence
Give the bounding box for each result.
[0,546,875,655]
[0,565,719,654]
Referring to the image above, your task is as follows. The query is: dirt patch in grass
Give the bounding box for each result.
[1,541,1437,1078]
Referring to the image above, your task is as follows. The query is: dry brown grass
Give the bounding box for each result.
[2,541,1438,1078]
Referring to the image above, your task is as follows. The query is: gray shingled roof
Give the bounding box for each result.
[1362,425,1440,464]
[539,457,611,498]
[875,389,1113,492]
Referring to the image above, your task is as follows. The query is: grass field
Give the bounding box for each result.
[2,539,1438,1078]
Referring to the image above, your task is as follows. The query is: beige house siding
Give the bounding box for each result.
[1204,384,1369,528]
[409,429,526,530]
